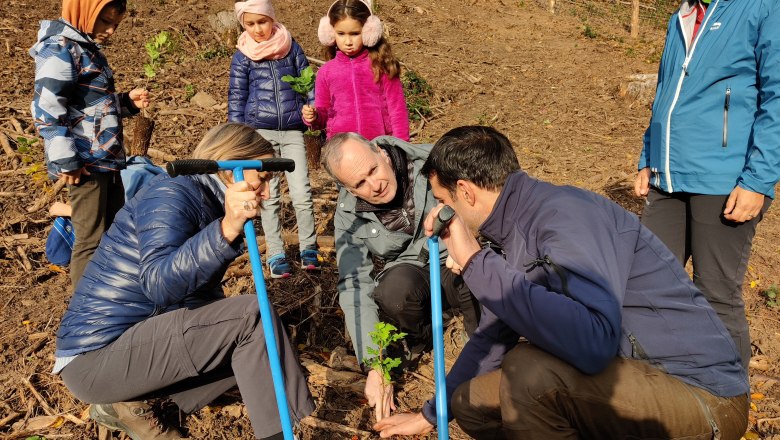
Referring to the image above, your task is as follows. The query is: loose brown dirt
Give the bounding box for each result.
[1,0,779,439]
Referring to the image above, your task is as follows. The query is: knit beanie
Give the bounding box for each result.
[235,0,276,23]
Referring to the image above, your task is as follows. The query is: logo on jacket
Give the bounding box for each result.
[710,22,721,31]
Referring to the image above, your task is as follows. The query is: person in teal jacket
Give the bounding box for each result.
[634,0,779,368]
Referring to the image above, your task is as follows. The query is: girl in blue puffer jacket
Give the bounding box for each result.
[228,0,320,279]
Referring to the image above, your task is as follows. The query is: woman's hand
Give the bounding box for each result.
[221,179,263,243]
[724,186,766,223]
[302,105,317,124]
[129,88,151,110]
[634,167,650,197]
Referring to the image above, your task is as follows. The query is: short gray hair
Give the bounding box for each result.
[322,132,379,180]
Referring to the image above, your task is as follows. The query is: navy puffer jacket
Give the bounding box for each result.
[227,40,312,130]
[55,174,243,357]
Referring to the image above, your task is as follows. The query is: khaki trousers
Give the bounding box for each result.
[451,344,748,440]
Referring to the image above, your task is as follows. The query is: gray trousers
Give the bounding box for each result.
[641,188,772,368]
[452,344,748,440]
[255,129,317,257]
[68,171,124,289]
[60,295,314,438]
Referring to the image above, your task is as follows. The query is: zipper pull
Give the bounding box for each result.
[724,87,731,110]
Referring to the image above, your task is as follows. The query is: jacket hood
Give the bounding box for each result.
[373,136,432,163]
[30,19,92,56]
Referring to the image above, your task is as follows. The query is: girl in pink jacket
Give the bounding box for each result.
[302,0,409,141]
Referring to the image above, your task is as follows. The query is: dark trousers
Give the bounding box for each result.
[372,262,481,350]
[60,295,315,439]
[452,344,749,440]
[68,172,124,289]
[641,188,772,368]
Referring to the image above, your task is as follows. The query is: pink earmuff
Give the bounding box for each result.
[317,0,384,47]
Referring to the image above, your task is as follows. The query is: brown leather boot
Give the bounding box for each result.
[90,401,187,440]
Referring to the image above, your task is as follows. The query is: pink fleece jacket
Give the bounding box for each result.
[308,49,409,141]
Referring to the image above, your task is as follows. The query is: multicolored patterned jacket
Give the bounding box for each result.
[30,19,138,179]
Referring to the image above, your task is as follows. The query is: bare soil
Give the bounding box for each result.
[1,0,779,439]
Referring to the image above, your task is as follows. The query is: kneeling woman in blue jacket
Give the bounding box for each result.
[53,122,314,440]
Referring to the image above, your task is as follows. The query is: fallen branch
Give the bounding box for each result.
[0,411,20,428]
[0,167,32,176]
[16,246,32,272]
[409,370,435,386]
[1,133,20,168]
[21,377,85,426]
[146,147,177,162]
[27,179,66,213]
[300,416,372,439]
[301,359,366,394]
[306,56,326,66]
[9,117,24,133]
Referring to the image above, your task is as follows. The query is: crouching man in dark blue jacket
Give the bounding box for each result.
[375,126,749,440]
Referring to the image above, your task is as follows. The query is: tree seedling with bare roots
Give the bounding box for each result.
[363,322,406,420]
[281,66,323,169]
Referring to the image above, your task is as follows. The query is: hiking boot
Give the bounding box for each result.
[300,249,323,271]
[90,401,187,440]
[268,253,292,278]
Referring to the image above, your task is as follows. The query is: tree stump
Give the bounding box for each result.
[129,115,155,157]
[207,10,242,48]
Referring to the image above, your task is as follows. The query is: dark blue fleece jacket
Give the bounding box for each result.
[422,171,748,423]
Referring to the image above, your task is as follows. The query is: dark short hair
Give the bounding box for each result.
[104,0,128,14]
[421,126,520,194]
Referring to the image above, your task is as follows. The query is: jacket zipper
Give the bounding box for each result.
[722,87,730,148]
[664,0,719,192]
[351,57,361,135]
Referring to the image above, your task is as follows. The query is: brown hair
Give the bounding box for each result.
[322,0,400,82]
[191,122,274,183]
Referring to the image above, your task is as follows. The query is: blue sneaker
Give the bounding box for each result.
[267,253,292,278]
[300,249,323,271]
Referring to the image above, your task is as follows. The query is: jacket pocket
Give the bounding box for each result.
[722,87,730,148]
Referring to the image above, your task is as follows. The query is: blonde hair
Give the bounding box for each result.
[191,122,274,183]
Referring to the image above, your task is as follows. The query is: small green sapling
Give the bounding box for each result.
[363,322,406,420]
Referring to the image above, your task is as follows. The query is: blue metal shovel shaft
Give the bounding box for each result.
[428,205,456,440]
[166,159,296,440]
[428,237,449,440]
[234,168,295,440]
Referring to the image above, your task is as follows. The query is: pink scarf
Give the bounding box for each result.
[237,23,292,61]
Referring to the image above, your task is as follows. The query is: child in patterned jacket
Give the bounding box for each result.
[30,0,150,288]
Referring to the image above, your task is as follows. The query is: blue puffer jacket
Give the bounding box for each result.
[30,19,138,180]
[55,173,243,357]
[227,40,312,130]
[639,0,780,198]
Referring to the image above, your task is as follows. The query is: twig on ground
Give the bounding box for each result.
[16,246,32,272]
[21,377,85,426]
[27,179,66,213]
[0,411,20,428]
[300,415,372,439]
[409,370,435,385]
